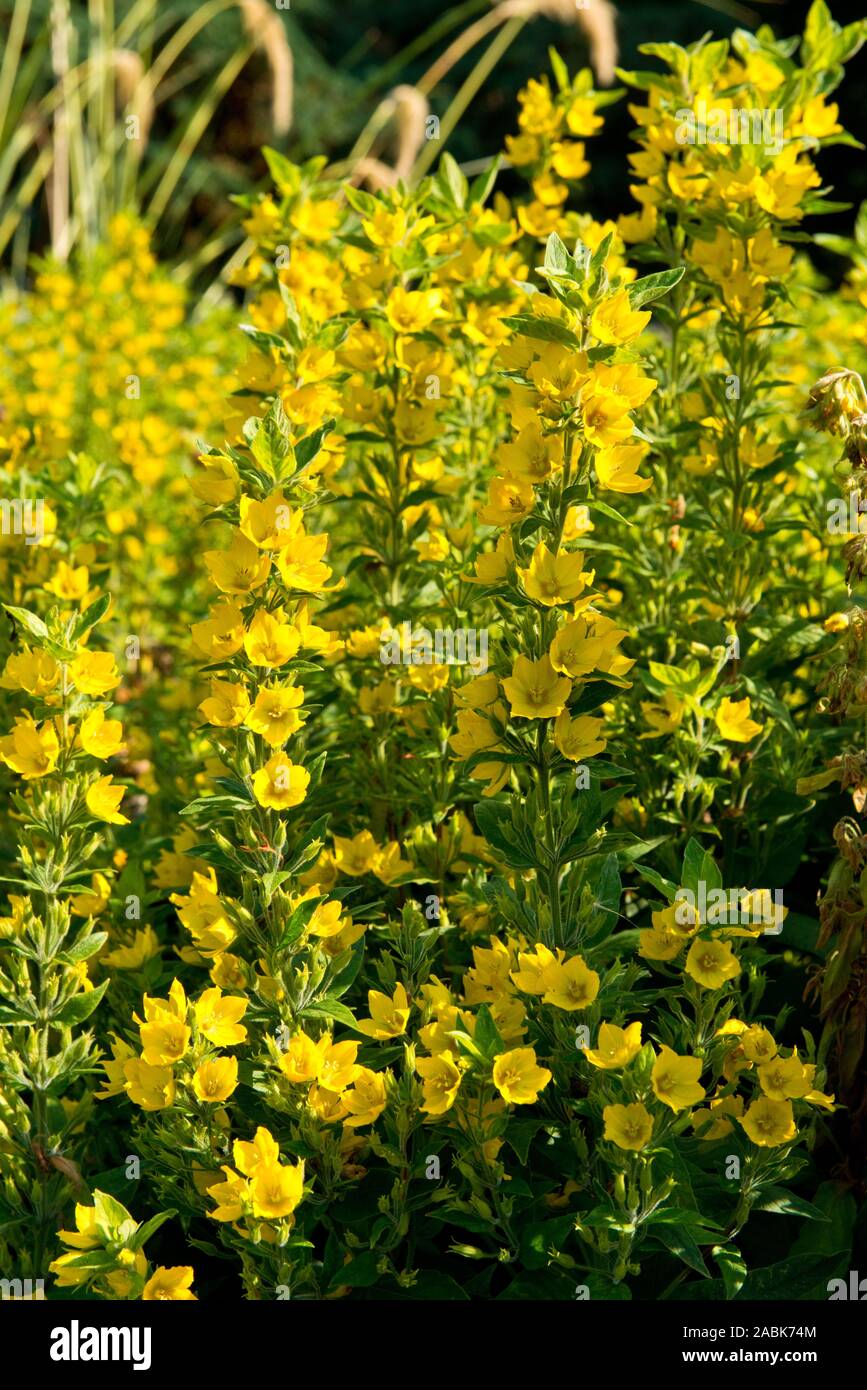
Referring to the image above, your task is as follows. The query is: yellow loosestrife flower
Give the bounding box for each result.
[603,1102,654,1151]
[492,1047,552,1104]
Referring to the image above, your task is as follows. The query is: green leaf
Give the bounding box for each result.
[587,498,634,528]
[498,1268,578,1300]
[296,420,335,472]
[469,156,500,207]
[520,1216,574,1270]
[753,1187,830,1221]
[305,997,357,1029]
[328,1250,380,1289]
[627,266,686,309]
[656,1224,709,1277]
[736,1252,848,1301]
[472,1003,504,1058]
[70,592,112,642]
[544,232,570,274]
[584,853,622,942]
[473,801,536,870]
[275,896,320,949]
[504,1118,542,1165]
[501,314,581,348]
[92,1188,134,1238]
[246,397,293,477]
[681,837,721,895]
[438,152,468,209]
[262,147,301,195]
[790,1181,856,1258]
[712,1244,747,1300]
[636,864,678,902]
[3,605,48,641]
[61,932,108,965]
[129,1209,177,1251]
[55,978,109,1026]
[548,45,570,92]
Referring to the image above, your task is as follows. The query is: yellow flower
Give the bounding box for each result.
[68,650,120,695]
[191,601,245,659]
[307,898,348,938]
[541,954,600,1011]
[640,690,684,738]
[417,1054,463,1115]
[79,709,125,759]
[198,679,251,728]
[123,1058,176,1111]
[243,610,301,667]
[692,1095,744,1141]
[195,987,248,1046]
[192,1056,239,1102]
[233,1126,280,1176]
[244,685,306,744]
[590,290,650,345]
[492,1047,551,1104]
[651,1045,706,1112]
[824,612,849,633]
[342,1068,388,1127]
[566,97,603,136]
[356,982,410,1039]
[448,709,510,795]
[332,830,381,876]
[103,926,161,969]
[502,653,572,720]
[70,872,112,917]
[511,942,562,994]
[85,776,130,825]
[361,205,409,248]
[142,1266,197,1301]
[715,696,763,742]
[639,918,686,962]
[275,532,334,592]
[684,937,740,989]
[291,196,342,240]
[518,542,594,606]
[585,1021,643,1069]
[551,140,590,179]
[239,491,300,550]
[250,1158,305,1219]
[757,1051,813,1100]
[45,560,90,601]
[553,710,606,761]
[386,286,442,334]
[252,756,310,809]
[279,1032,323,1084]
[316,1037,360,1094]
[204,531,271,594]
[741,1025,777,1063]
[0,717,59,778]
[55,1202,100,1254]
[603,1102,654,1151]
[140,1011,191,1066]
[0,648,59,695]
[207,1166,248,1223]
[372,842,413,884]
[549,615,626,678]
[359,679,396,716]
[529,343,587,404]
[497,422,564,483]
[595,442,652,493]
[478,475,535,527]
[739,1096,796,1148]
